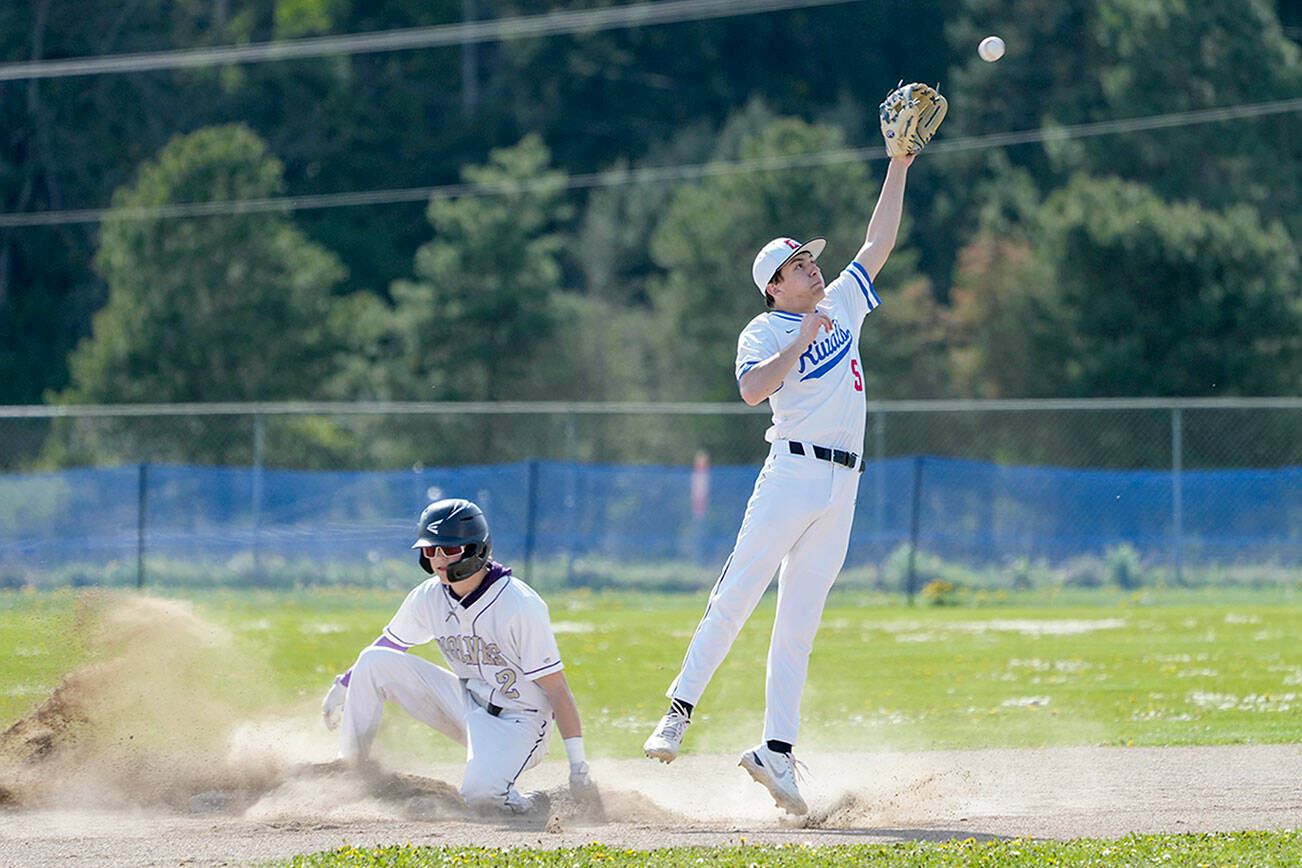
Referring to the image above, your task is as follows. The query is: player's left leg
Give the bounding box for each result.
[666,452,822,708]
[460,705,553,814]
[763,467,858,744]
[740,468,858,815]
[647,453,819,763]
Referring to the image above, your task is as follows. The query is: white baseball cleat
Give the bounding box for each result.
[739,744,808,815]
[503,788,551,816]
[642,707,691,763]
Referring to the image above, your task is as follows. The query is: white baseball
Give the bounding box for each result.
[979,35,1005,62]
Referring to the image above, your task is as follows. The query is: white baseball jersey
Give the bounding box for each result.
[735,260,880,453]
[380,564,564,715]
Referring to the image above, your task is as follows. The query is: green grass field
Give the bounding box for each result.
[271,834,1302,868]
[3,585,1301,865]
[9,585,1301,756]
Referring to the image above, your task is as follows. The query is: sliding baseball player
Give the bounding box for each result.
[321,498,593,816]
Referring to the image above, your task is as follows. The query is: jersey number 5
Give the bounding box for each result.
[851,359,863,392]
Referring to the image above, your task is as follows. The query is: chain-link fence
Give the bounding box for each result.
[2,399,1300,592]
[5,398,1302,472]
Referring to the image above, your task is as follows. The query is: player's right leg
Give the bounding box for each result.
[461,706,553,815]
[645,451,812,762]
[338,646,467,761]
[643,699,693,762]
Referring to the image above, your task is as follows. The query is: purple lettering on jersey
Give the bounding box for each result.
[433,633,508,667]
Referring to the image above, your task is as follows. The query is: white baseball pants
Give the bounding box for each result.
[339,646,552,811]
[667,445,859,744]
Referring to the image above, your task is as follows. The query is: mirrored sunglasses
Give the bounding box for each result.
[421,544,465,558]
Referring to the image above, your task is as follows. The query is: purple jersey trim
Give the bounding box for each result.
[456,561,511,608]
[337,633,411,686]
[381,625,417,648]
[376,633,410,651]
[522,659,563,677]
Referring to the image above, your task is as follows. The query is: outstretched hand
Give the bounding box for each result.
[322,679,347,730]
[569,761,594,798]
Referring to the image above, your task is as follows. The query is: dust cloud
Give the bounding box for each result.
[0,594,293,811]
[0,592,991,833]
[0,593,697,828]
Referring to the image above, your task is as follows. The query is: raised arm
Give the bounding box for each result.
[854,154,914,282]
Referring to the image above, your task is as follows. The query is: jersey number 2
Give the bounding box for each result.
[496,668,521,699]
[851,359,863,392]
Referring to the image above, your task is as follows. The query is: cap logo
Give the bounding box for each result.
[785,239,799,249]
[426,521,442,533]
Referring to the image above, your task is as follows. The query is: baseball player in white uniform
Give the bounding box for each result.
[644,153,917,815]
[321,498,592,815]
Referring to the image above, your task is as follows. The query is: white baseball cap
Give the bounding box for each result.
[751,236,826,295]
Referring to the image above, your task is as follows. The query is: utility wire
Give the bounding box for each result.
[1,96,1298,229]
[0,0,859,82]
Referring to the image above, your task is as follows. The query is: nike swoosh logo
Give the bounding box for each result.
[784,329,796,334]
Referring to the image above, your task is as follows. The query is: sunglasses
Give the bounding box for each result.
[421,544,465,558]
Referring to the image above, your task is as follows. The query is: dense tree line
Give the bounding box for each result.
[2,0,1300,467]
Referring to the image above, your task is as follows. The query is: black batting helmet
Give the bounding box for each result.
[411,498,491,582]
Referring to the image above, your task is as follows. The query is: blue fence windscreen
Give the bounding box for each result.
[2,457,1300,584]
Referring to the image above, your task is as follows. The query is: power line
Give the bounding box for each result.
[5,395,1301,419]
[0,0,859,82]
[2,96,1298,230]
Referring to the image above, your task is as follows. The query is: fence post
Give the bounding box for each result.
[252,413,265,582]
[136,461,149,590]
[525,458,539,581]
[906,456,924,606]
[1171,407,1184,586]
[564,412,578,586]
[874,407,886,562]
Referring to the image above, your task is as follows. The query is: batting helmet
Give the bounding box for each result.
[411,498,492,582]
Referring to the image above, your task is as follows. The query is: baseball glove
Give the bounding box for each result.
[879,82,948,157]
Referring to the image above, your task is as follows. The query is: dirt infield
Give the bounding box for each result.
[2,743,1301,867]
[2,596,1299,866]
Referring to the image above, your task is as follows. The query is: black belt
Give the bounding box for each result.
[787,440,863,472]
[486,702,503,717]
